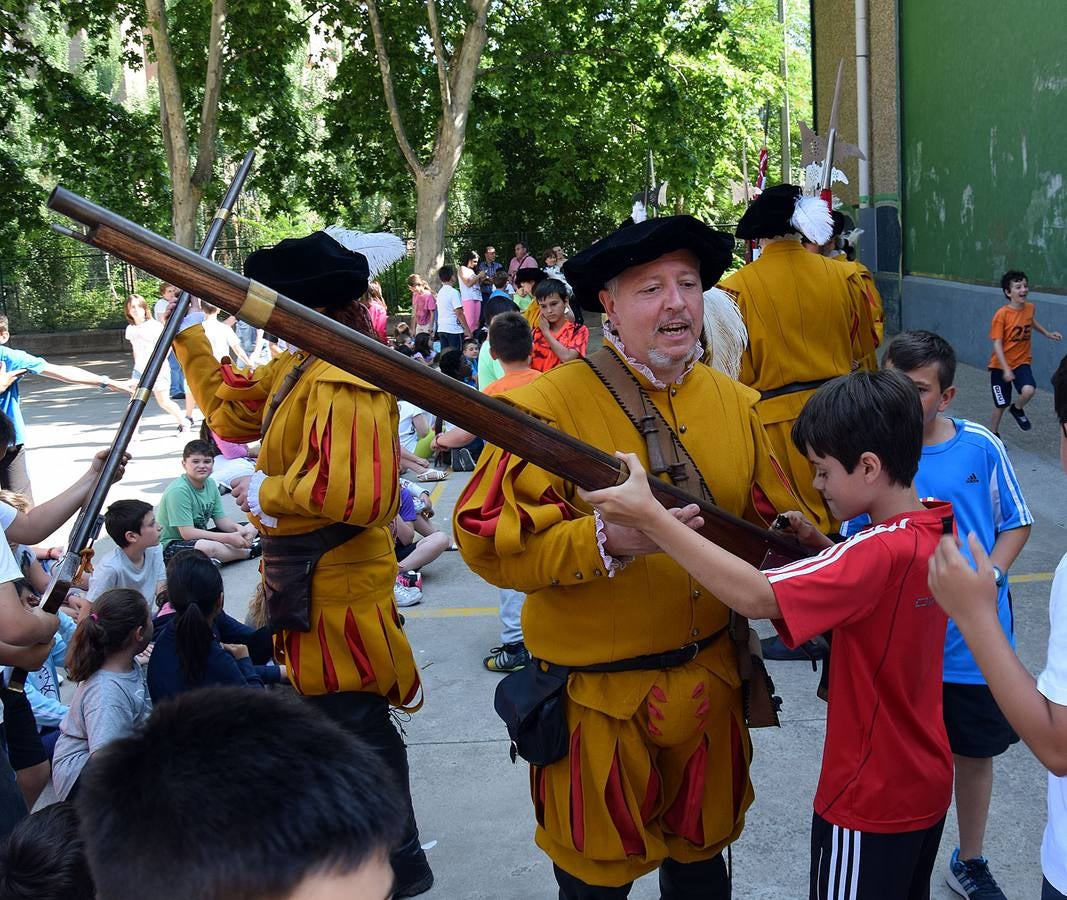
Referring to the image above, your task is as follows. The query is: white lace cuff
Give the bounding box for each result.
[247,470,278,528]
[179,311,206,332]
[594,509,633,577]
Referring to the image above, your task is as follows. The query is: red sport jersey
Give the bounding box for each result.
[766,501,954,833]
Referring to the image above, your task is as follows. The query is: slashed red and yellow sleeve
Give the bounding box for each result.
[455,440,607,593]
[173,324,274,443]
[256,373,400,530]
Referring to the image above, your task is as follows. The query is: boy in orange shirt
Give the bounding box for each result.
[989,270,1061,435]
[475,312,540,672]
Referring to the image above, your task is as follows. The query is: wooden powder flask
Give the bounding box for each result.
[47,186,807,570]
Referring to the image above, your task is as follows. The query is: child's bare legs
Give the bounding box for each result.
[954,754,993,860]
[1013,382,1036,410]
[194,538,251,563]
[400,524,449,571]
[153,389,188,429]
[184,392,197,422]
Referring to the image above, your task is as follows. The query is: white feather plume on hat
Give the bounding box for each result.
[702,287,748,380]
[324,226,407,278]
[630,201,647,224]
[789,195,834,246]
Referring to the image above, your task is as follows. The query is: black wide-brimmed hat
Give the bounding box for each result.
[514,267,547,287]
[243,231,370,310]
[562,215,735,312]
[736,183,833,245]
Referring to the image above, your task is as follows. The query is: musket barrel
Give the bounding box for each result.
[47,188,805,566]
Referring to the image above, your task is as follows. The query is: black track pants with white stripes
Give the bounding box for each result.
[809,812,946,900]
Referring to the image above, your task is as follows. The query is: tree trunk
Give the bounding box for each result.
[414,170,451,286]
[364,0,489,286]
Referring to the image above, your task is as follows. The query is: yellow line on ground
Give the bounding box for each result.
[404,607,498,618]
[1011,572,1054,584]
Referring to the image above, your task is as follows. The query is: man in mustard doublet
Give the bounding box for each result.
[455,217,799,897]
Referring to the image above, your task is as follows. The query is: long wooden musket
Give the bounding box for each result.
[6,156,255,693]
[47,187,805,567]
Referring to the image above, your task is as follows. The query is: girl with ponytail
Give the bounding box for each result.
[51,589,152,801]
[147,550,265,702]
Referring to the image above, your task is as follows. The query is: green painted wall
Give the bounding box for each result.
[900,0,1067,291]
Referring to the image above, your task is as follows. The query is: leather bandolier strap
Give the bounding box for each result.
[582,347,781,728]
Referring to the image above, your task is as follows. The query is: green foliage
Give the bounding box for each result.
[0,0,812,331]
[307,0,807,245]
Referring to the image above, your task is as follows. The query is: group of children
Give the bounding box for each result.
[22,494,277,804]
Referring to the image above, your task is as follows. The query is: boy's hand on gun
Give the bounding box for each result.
[927,532,998,623]
[773,511,833,552]
[578,452,705,556]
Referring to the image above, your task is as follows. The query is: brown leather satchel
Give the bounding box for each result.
[582,347,782,728]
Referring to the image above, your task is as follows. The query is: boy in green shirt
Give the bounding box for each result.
[158,440,259,564]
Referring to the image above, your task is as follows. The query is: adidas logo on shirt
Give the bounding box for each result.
[966,473,979,484]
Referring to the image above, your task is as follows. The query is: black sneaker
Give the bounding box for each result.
[1008,404,1032,430]
[247,538,262,560]
[946,848,1007,899]
[484,642,530,673]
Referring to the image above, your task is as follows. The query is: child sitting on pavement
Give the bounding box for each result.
[158,440,260,565]
[51,588,153,801]
[87,499,167,607]
[928,354,1067,900]
[147,550,277,702]
[582,369,955,900]
[391,481,450,608]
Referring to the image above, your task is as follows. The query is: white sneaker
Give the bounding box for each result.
[393,583,422,607]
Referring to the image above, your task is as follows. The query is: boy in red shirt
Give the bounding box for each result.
[581,369,954,900]
[988,270,1061,435]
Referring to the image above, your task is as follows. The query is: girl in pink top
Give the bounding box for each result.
[361,281,389,343]
[408,275,437,334]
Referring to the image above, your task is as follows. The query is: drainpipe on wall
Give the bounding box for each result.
[855,0,875,270]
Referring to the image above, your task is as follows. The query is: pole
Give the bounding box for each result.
[779,0,791,184]
[855,0,871,207]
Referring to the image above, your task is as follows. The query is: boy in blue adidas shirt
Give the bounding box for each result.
[847,331,1032,899]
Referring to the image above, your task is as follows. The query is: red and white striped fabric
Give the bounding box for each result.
[755,144,769,190]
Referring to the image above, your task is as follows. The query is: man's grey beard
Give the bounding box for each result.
[648,341,697,370]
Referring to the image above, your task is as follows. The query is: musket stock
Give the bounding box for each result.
[47,188,806,568]
[6,155,256,693]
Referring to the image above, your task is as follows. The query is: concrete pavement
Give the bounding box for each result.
[19,349,1061,898]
